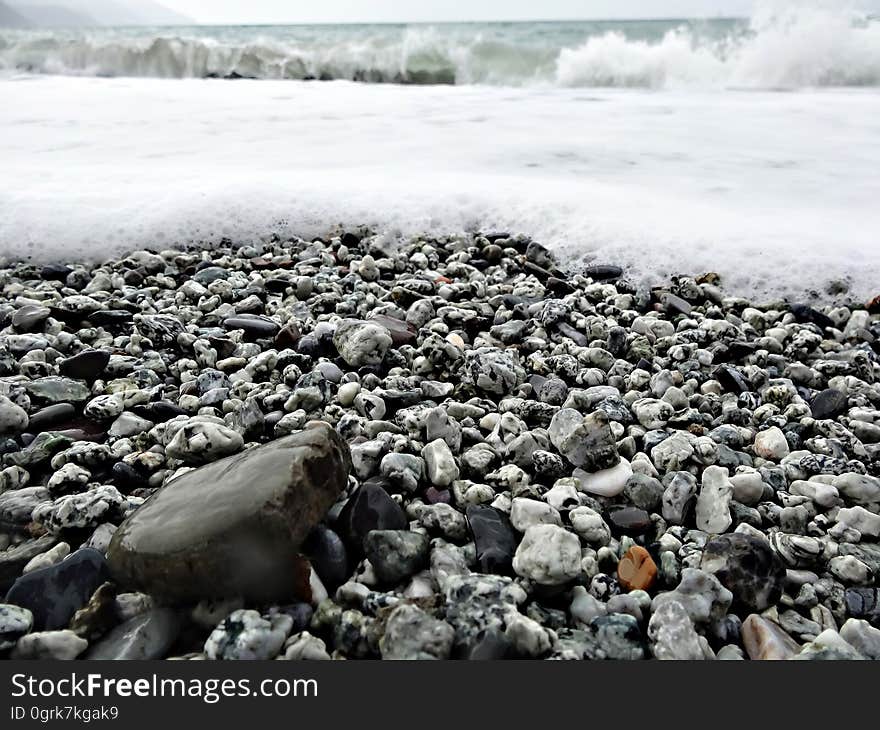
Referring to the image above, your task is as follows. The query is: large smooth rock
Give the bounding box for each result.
[107,425,350,603]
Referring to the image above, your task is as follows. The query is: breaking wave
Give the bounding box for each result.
[0,7,878,88]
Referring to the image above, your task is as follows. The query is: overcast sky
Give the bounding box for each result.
[157,0,880,25]
[159,1,764,25]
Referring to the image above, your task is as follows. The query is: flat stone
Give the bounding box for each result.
[606,506,651,535]
[810,388,848,420]
[369,314,417,347]
[223,315,280,339]
[4,548,109,631]
[24,377,91,405]
[12,304,51,332]
[107,425,350,603]
[27,404,77,434]
[85,608,182,660]
[59,350,111,380]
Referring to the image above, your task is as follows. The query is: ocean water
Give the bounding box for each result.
[1,6,879,299]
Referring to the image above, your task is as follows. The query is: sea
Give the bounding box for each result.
[1,6,879,299]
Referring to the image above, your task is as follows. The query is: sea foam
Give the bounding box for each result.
[1,75,878,301]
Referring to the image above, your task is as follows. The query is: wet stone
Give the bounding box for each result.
[4,548,110,631]
[107,426,350,603]
[85,608,182,660]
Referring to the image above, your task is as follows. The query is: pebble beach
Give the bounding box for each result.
[0,230,878,661]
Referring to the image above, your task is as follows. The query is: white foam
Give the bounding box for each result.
[1,75,878,300]
[556,7,880,89]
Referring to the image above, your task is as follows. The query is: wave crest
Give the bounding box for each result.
[1,8,878,88]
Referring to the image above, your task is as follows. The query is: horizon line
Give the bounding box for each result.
[176,16,748,27]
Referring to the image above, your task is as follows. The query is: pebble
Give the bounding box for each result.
[0,396,28,436]
[549,409,619,471]
[754,427,790,461]
[467,505,519,575]
[335,482,408,555]
[204,610,292,660]
[695,465,733,533]
[700,533,786,612]
[380,604,454,660]
[333,319,392,366]
[512,524,581,586]
[364,530,430,585]
[12,630,88,660]
[742,614,801,660]
[574,457,633,498]
[58,350,111,380]
[0,233,876,662]
[618,546,658,592]
[85,608,182,660]
[648,600,709,660]
[421,439,459,486]
[840,618,880,660]
[280,631,331,660]
[0,604,33,650]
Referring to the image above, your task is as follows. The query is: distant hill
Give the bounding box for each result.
[10,3,95,26]
[0,0,31,26]
[7,0,193,26]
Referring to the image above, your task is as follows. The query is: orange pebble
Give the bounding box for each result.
[617,546,658,593]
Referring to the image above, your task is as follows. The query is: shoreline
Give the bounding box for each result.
[1,231,879,660]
